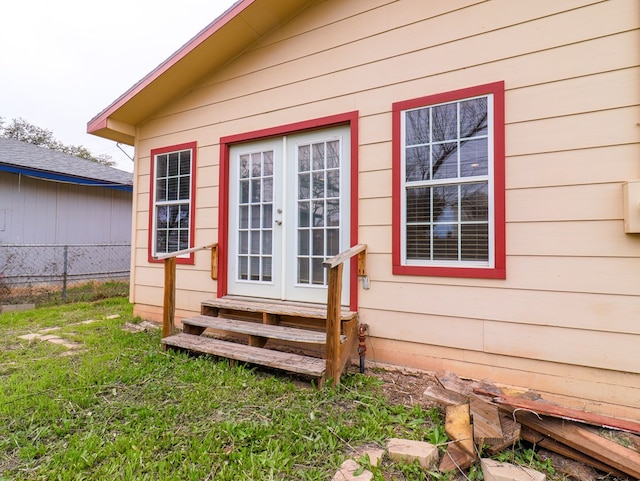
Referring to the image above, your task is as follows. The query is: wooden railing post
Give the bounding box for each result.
[325,263,343,386]
[162,256,176,339]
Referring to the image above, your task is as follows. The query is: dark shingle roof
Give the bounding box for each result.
[0,137,133,191]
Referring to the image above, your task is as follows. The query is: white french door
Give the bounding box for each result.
[227,126,351,304]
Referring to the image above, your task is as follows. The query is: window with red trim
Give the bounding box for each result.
[149,142,197,263]
[392,82,505,279]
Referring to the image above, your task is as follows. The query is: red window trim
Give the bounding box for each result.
[218,111,360,310]
[391,81,506,279]
[148,141,197,265]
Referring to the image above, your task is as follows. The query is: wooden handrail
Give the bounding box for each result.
[324,244,367,386]
[161,243,218,340]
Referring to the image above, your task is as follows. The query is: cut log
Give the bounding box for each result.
[516,411,640,479]
[493,393,640,434]
[469,394,503,443]
[436,370,474,396]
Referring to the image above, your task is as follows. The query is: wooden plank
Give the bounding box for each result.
[162,257,176,339]
[201,297,357,320]
[439,442,476,473]
[445,403,475,458]
[325,263,343,385]
[469,394,503,443]
[516,411,640,479]
[422,385,468,406]
[323,244,367,268]
[520,425,628,478]
[162,333,326,378]
[182,315,346,344]
[494,393,640,434]
[437,371,473,396]
[484,411,521,455]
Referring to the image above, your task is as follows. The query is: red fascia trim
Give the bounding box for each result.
[218,111,361,309]
[148,141,198,265]
[392,81,506,280]
[87,0,254,134]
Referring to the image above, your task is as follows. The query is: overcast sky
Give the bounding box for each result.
[0,0,237,172]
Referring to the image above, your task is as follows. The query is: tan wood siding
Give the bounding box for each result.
[128,0,640,411]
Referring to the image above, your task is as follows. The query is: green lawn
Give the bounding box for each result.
[0,298,448,480]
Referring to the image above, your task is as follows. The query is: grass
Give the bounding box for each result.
[0,297,447,480]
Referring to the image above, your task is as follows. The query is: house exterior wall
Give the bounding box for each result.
[130,0,640,418]
[0,172,132,245]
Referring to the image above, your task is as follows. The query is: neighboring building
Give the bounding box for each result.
[0,137,133,284]
[88,0,640,419]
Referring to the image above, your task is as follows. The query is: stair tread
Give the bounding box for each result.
[202,297,357,320]
[162,333,326,377]
[184,315,346,344]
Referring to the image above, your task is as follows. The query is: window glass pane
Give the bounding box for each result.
[326,199,340,226]
[263,178,273,202]
[239,180,249,204]
[251,153,261,177]
[263,151,273,175]
[179,151,191,175]
[432,143,458,180]
[298,145,310,172]
[238,256,248,280]
[262,204,273,228]
[239,154,250,179]
[312,201,324,227]
[406,187,430,223]
[239,231,248,254]
[312,143,325,170]
[327,228,339,256]
[297,257,309,284]
[179,176,190,200]
[167,177,179,201]
[327,170,339,198]
[405,108,429,145]
[262,231,272,255]
[168,153,179,176]
[298,230,309,256]
[250,231,260,254]
[433,224,458,260]
[433,185,459,224]
[262,257,272,282]
[251,179,261,202]
[250,205,261,229]
[405,146,430,182]
[460,138,488,177]
[312,172,324,199]
[460,97,488,138]
[432,103,458,142]
[461,183,489,221]
[157,154,168,178]
[298,173,310,200]
[168,230,179,252]
[239,206,249,229]
[156,178,167,202]
[179,230,189,251]
[312,229,324,256]
[406,225,430,260]
[312,258,324,285]
[461,224,488,261]
[326,141,340,168]
[298,201,310,227]
[178,205,189,228]
[250,256,260,280]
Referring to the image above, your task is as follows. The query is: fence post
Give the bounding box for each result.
[62,245,69,303]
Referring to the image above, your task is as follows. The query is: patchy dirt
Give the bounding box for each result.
[367,366,440,410]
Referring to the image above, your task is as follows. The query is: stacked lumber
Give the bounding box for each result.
[424,371,640,479]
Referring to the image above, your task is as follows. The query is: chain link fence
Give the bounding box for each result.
[0,243,130,305]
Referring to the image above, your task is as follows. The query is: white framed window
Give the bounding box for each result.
[392,82,505,279]
[149,142,196,263]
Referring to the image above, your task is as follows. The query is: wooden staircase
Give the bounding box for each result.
[156,244,367,388]
[162,297,359,387]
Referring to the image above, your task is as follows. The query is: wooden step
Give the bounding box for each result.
[202,296,357,321]
[183,315,347,344]
[162,333,326,378]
